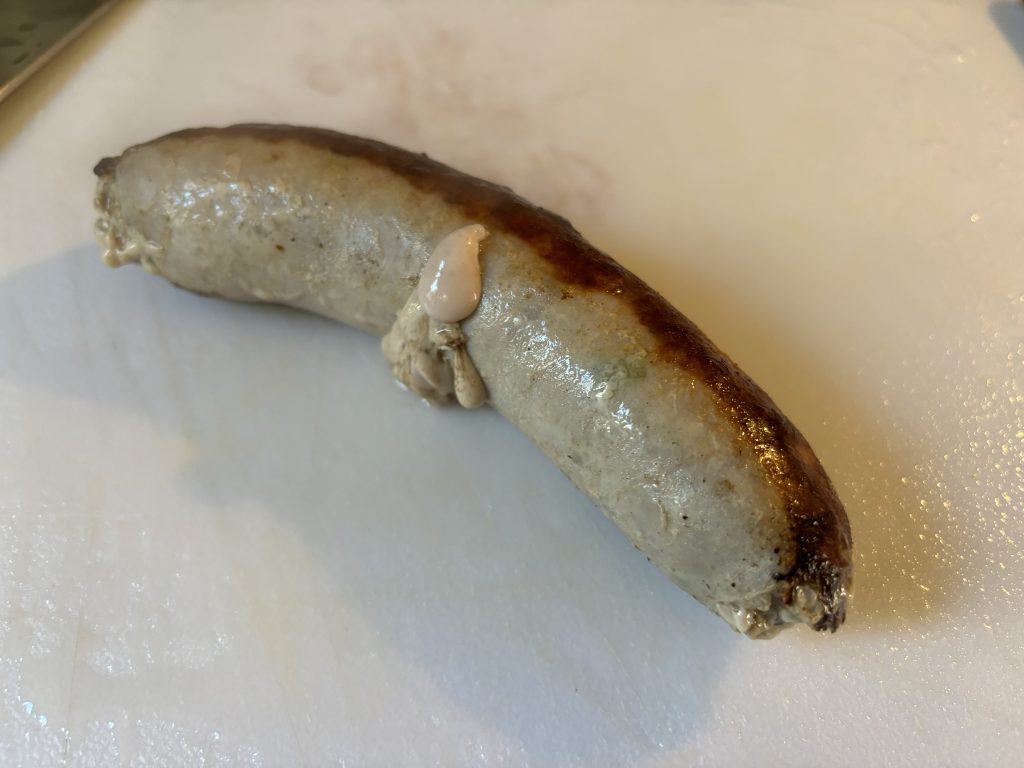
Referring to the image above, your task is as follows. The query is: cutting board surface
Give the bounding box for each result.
[1,1,1022,765]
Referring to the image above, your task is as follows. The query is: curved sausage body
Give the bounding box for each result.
[93,125,851,637]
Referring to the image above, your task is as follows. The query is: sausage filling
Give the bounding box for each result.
[381,225,489,408]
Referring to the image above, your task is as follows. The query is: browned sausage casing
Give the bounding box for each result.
[93,125,852,638]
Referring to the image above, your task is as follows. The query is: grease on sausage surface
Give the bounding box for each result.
[93,125,852,637]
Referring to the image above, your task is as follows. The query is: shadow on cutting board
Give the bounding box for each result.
[0,247,728,763]
[0,245,964,761]
[990,1,1024,68]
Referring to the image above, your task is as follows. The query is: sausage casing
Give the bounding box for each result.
[94,125,852,637]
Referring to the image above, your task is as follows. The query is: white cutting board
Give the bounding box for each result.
[1,1,1022,765]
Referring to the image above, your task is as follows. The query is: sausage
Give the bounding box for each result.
[92,125,852,638]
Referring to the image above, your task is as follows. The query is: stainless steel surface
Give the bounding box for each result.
[0,0,116,103]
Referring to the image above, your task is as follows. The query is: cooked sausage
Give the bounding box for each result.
[93,125,852,637]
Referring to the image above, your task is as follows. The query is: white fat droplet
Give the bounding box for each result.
[417,224,488,323]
